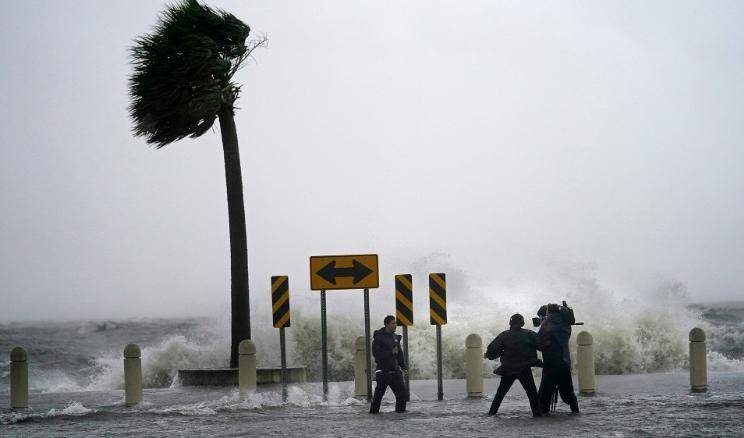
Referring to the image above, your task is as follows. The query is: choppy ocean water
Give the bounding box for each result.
[1,302,743,435]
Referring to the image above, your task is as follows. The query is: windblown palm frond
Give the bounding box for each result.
[128,0,258,147]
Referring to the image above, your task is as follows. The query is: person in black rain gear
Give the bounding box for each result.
[537,303,579,414]
[484,313,542,416]
[369,315,407,414]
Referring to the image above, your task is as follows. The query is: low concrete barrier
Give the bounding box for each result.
[10,347,28,409]
[257,367,306,385]
[577,331,595,395]
[689,327,707,392]
[239,340,257,396]
[354,336,368,397]
[178,367,306,386]
[124,344,142,406]
[465,334,483,397]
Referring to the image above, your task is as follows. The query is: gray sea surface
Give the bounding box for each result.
[2,372,743,437]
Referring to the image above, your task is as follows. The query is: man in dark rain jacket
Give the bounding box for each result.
[537,303,580,414]
[369,315,407,414]
[484,313,542,416]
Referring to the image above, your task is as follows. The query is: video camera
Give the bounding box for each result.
[532,300,583,327]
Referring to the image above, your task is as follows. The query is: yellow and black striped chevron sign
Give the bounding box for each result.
[429,273,447,325]
[395,274,413,326]
[271,276,290,328]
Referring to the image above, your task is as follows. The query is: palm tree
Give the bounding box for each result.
[128,0,266,367]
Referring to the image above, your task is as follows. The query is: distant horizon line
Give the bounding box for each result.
[2,300,744,325]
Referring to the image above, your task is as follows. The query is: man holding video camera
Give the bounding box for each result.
[536,302,580,414]
[484,313,543,416]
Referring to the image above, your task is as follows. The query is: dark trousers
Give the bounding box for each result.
[538,364,579,413]
[370,371,407,413]
[488,367,541,415]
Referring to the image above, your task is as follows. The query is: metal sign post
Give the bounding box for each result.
[403,325,410,399]
[280,327,287,402]
[271,276,291,403]
[436,325,442,400]
[320,289,328,401]
[429,273,447,401]
[363,288,372,401]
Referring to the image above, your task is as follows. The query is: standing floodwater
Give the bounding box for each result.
[2,373,744,436]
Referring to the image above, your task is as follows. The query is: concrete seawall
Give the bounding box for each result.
[178,367,306,386]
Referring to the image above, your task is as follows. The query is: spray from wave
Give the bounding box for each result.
[283,256,744,379]
[2,256,743,393]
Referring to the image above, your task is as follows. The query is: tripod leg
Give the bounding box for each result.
[551,385,558,412]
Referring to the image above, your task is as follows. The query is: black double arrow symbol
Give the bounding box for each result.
[316,259,373,285]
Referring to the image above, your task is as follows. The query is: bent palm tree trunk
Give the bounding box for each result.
[218,105,251,368]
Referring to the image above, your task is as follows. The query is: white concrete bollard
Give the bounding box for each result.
[10,347,28,409]
[354,336,368,397]
[577,331,596,396]
[689,327,707,392]
[124,344,143,406]
[239,340,257,396]
[465,334,483,397]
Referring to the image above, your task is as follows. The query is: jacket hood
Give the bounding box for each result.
[374,328,401,340]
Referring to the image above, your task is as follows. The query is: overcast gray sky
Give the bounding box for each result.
[1,0,742,322]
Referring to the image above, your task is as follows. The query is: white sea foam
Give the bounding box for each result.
[55,401,96,415]
[0,402,96,425]
[708,351,744,371]
[35,372,86,394]
[141,384,360,417]
[150,400,219,416]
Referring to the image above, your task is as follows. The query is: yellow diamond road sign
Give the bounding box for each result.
[310,254,379,290]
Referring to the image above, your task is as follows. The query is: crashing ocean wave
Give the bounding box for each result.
[1,260,743,393]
